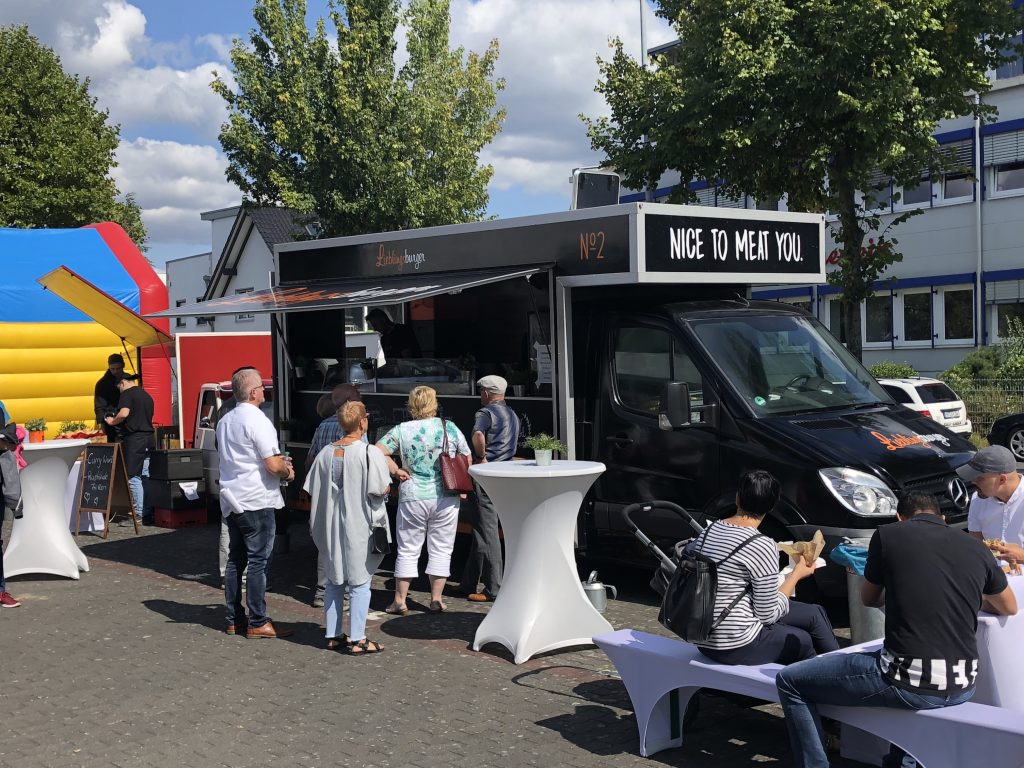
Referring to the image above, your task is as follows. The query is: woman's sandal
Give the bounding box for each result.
[384,602,409,616]
[345,638,384,655]
[428,600,447,613]
[325,634,349,650]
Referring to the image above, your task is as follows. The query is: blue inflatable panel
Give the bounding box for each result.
[0,228,139,321]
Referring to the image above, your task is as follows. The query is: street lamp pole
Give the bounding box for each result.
[640,0,654,202]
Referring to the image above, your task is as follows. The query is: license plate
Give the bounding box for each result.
[942,409,959,419]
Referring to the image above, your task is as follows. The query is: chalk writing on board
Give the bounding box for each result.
[79,444,116,513]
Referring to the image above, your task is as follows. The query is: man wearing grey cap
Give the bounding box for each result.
[958,445,1024,569]
[461,374,520,603]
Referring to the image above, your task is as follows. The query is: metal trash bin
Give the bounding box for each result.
[833,538,885,644]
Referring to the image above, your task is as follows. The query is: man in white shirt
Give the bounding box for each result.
[958,445,1024,570]
[218,367,295,638]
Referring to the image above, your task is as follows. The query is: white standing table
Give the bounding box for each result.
[974,574,1024,711]
[3,439,91,579]
[469,460,611,663]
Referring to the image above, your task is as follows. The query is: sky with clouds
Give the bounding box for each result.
[0,0,675,265]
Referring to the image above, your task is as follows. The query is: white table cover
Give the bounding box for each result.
[470,460,612,663]
[3,440,91,579]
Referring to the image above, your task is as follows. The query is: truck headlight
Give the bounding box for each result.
[819,467,897,518]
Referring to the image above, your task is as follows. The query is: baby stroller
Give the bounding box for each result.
[620,499,707,727]
[620,499,707,598]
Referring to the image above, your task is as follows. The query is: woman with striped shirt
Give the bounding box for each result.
[694,470,840,666]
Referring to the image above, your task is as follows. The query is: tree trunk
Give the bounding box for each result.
[832,159,867,362]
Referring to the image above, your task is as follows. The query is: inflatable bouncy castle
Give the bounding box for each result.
[0,223,171,437]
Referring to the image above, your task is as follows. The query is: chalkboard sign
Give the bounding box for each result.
[77,443,137,538]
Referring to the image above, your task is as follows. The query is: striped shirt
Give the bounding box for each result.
[473,401,520,462]
[691,521,788,650]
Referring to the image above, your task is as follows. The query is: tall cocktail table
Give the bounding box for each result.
[3,439,91,579]
[470,460,611,663]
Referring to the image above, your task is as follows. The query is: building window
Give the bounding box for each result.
[987,279,1024,340]
[826,298,848,345]
[899,290,932,344]
[937,287,974,344]
[896,178,932,208]
[995,34,1024,80]
[863,294,893,345]
[235,287,254,322]
[174,299,186,329]
[984,129,1024,197]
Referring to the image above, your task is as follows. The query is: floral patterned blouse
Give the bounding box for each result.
[379,417,470,501]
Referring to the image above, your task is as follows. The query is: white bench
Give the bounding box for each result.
[593,629,1024,768]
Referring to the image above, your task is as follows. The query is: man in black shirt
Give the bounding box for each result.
[105,374,154,524]
[94,353,125,442]
[775,492,1017,768]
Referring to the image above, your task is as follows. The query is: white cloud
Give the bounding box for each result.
[58,0,147,75]
[449,0,675,198]
[113,138,239,245]
[93,63,232,142]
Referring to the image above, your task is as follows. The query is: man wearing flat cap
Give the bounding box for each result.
[958,445,1024,569]
[95,353,125,442]
[461,375,520,603]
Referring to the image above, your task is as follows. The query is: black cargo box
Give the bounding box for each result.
[148,449,204,481]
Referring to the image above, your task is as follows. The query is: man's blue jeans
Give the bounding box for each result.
[224,508,276,628]
[776,650,974,768]
[128,457,151,522]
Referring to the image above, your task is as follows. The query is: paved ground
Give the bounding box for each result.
[1,515,869,768]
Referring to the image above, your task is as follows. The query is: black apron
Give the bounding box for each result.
[121,431,152,477]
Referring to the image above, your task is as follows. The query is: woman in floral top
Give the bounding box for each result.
[377,386,471,614]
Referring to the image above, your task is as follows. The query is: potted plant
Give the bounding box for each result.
[458,353,476,384]
[524,433,566,466]
[507,369,532,398]
[26,418,47,443]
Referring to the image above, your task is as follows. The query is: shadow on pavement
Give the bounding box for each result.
[142,597,325,648]
[377,609,481,643]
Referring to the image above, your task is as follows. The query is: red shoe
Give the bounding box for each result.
[0,592,21,608]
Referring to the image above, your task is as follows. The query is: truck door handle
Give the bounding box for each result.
[605,435,634,447]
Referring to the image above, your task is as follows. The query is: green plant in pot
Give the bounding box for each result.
[26,418,47,443]
[507,368,531,397]
[524,433,566,466]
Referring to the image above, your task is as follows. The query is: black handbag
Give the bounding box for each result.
[371,524,391,555]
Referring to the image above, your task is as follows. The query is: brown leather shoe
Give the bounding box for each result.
[225,621,247,635]
[467,592,494,603]
[246,621,294,639]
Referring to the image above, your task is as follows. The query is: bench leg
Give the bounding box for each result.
[638,686,700,757]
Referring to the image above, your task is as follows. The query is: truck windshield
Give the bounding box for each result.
[688,313,888,416]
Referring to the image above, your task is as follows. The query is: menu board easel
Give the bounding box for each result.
[76,443,138,538]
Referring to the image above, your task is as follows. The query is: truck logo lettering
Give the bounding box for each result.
[870,430,951,451]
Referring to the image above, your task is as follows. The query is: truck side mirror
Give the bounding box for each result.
[660,382,691,430]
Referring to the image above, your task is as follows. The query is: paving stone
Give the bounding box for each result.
[1,517,868,767]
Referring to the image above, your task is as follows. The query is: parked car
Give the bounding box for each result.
[988,413,1024,462]
[877,377,973,435]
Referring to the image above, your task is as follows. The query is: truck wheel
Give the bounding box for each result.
[1007,428,1024,462]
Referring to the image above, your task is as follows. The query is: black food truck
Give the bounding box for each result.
[155,203,974,594]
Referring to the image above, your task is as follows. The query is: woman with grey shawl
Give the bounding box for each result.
[304,400,393,654]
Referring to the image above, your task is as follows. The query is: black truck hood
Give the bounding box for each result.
[751,404,974,488]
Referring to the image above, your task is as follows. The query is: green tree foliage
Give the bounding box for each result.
[868,361,918,380]
[0,26,147,249]
[213,0,505,237]
[585,0,1022,360]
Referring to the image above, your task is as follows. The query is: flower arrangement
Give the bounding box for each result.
[58,420,87,435]
[26,418,46,432]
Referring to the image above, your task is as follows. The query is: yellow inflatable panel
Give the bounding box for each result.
[0,322,121,348]
[1,322,136,437]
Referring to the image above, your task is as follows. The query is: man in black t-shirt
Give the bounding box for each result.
[94,353,125,442]
[105,375,154,524]
[776,492,1017,768]
[367,308,421,360]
